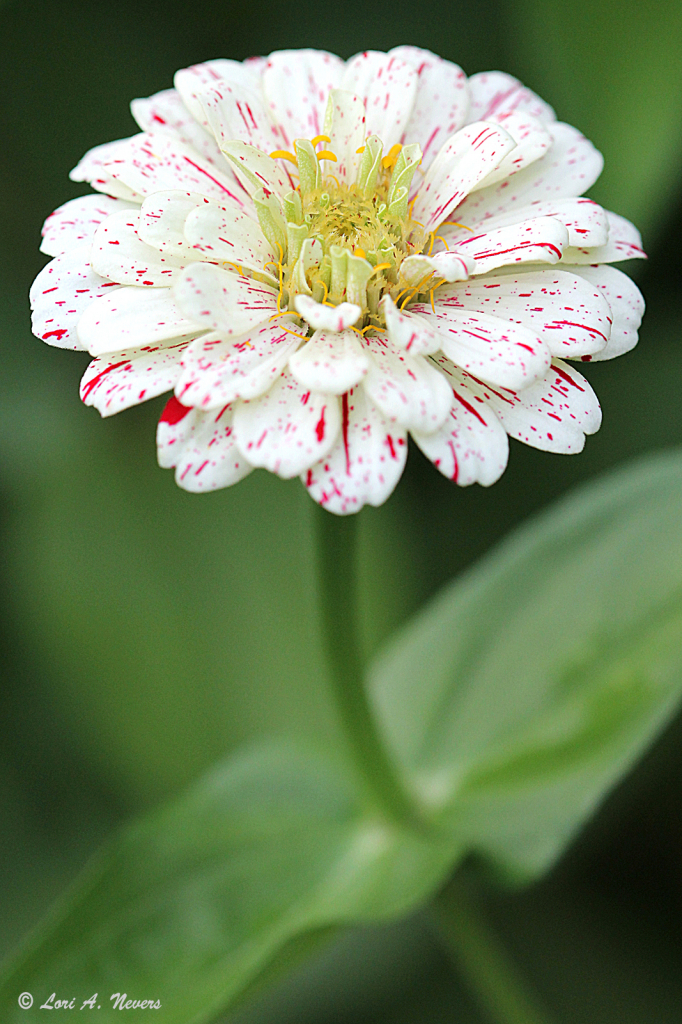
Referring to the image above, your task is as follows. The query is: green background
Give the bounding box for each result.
[1,0,682,1020]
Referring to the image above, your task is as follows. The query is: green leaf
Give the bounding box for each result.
[0,744,454,1024]
[370,448,682,880]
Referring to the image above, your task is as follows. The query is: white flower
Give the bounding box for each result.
[31,47,645,514]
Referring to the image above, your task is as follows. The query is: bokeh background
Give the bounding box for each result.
[1,0,682,1020]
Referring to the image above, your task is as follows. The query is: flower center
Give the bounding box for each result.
[254,135,441,332]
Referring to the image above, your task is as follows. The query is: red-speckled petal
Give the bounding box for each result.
[183,199,275,276]
[454,123,604,227]
[30,245,121,351]
[566,265,644,361]
[77,286,196,356]
[289,329,369,394]
[445,197,609,249]
[361,332,453,433]
[173,59,263,131]
[80,337,195,416]
[467,71,556,124]
[41,195,137,257]
[411,300,551,389]
[199,84,282,152]
[221,140,293,198]
[381,295,442,355]
[560,211,646,264]
[470,358,602,452]
[175,321,299,408]
[413,359,509,485]
[91,209,190,286]
[294,295,362,332]
[453,216,569,275]
[131,87,230,171]
[342,51,418,151]
[303,388,407,514]
[262,49,344,145]
[70,138,145,202]
[400,251,473,286]
[138,191,206,256]
[157,398,254,492]
[389,46,469,169]
[324,90,366,183]
[174,263,278,335]
[473,112,552,189]
[437,269,611,359]
[102,133,248,206]
[412,121,517,232]
[233,369,341,478]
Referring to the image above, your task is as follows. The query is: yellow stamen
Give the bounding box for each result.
[310,134,331,148]
[370,262,392,277]
[356,145,366,154]
[443,220,473,232]
[270,149,298,164]
[354,248,366,259]
[408,196,418,217]
[226,262,245,276]
[381,143,403,169]
[434,234,451,251]
[280,325,310,341]
[427,231,436,256]
[316,150,337,162]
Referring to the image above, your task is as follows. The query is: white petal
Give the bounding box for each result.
[412,121,517,231]
[77,286,196,356]
[183,198,275,276]
[199,83,282,152]
[566,265,644,361]
[80,337,193,416]
[472,112,552,189]
[294,294,362,331]
[138,191,207,256]
[361,333,453,433]
[175,263,277,335]
[40,195,137,257]
[440,269,611,358]
[446,197,608,248]
[90,209,190,286]
[400,251,473,286]
[30,245,121,351]
[413,358,509,485]
[454,123,604,226]
[262,49,344,145]
[455,216,569,275]
[410,300,550,389]
[289,329,369,393]
[131,87,230,170]
[233,369,341,478]
[561,211,646,264]
[174,59,262,130]
[221,140,292,198]
[381,295,442,355]
[467,71,556,123]
[342,51,418,150]
[157,397,253,492]
[324,90,366,183]
[70,138,144,202]
[389,47,469,168]
[303,388,407,514]
[175,320,299,408]
[102,133,249,206]
[474,359,602,452]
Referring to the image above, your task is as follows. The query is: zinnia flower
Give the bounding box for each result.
[31,47,645,514]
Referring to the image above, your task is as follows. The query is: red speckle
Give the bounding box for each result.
[160,395,192,424]
[341,393,350,474]
[315,406,326,442]
[42,328,69,341]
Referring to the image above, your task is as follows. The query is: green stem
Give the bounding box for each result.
[313,505,420,829]
[432,878,557,1024]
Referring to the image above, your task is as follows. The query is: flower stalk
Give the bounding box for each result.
[313,504,421,829]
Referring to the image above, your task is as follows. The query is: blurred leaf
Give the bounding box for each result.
[507,0,682,241]
[0,743,455,1024]
[371,448,682,879]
